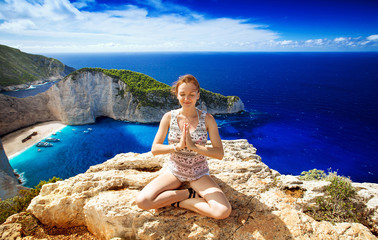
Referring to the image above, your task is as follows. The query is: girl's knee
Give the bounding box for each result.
[211,204,232,219]
[135,193,152,210]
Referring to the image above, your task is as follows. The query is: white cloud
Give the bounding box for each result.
[0,19,37,31]
[334,37,348,42]
[0,0,281,52]
[72,0,95,9]
[314,39,324,45]
[282,37,378,50]
[0,0,377,52]
[134,0,192,15]
[279,40,294,45]
[360,41,369,46]
[0,0,81,21]
[304,39,325,45]
[367,35,378,41]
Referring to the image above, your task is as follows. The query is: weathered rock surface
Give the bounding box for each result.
[0,93,57,136]
[0,70,244,136]
[0,212,97,239]
[6,139,372,240]
[0,139,27,200]
[46,70,169,125]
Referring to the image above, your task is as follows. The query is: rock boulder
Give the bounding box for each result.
[22,140,377,240]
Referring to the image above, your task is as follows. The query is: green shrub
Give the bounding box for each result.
[303,170,373,231]
[310,173,358,222]
[299,169,326,180]
[0,177,62,224]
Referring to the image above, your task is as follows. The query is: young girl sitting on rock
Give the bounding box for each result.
[136,74,232,219]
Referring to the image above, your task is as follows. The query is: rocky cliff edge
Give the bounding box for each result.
[1,140,376,240]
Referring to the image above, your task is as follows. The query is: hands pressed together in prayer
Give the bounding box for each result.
[176,123,197,151]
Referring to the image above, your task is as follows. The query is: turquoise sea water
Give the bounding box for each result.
[10,118,160,187]
[4,52,378,186]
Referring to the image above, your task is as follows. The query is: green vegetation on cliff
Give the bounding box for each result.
[0,44,75,87]
[301,169,374,234]
[0,177,62,224]
[70,68,240,109]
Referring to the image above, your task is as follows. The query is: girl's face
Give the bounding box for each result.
[177,82,199,108]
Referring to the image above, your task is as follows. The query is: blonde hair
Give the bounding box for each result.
[171,74,200,96]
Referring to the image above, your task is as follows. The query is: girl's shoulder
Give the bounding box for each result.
[161,111,172,123]
[204,112,215,121]
[204,112,216,126]
[197,109,207,117]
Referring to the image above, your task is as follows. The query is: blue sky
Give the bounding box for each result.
[0,0,377,53]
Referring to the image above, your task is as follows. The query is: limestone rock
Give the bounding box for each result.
[278,175,303,188]
[0,69,244,136]
[46,70,244,124]
[0,223,22,240]
[0,93,57,136]
[0,169,27,200]
[353,182,378,234]
[24,140,377,240]
[0,139,27,200]
[1,212,96,239]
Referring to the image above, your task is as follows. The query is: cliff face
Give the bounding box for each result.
[0,93,58,136]
[0,69,244,135]
[0,44,75,90]
[47,70,170,124]
[0,139,26,200]
[48,70,244,124]
[1,140,374,239]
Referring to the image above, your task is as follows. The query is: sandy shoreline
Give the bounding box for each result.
[1,121,67,158]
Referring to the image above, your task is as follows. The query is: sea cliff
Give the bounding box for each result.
[0,139,26,200]
[0,68,244,136]
[0,44,75,91]
[1,140,377,239]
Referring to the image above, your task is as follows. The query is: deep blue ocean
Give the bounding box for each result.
[3,52,378,186]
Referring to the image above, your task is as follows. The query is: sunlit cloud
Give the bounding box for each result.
[266,36,378,50]
[279,40,295,45]
[0,0,279,52]
[0,0,377,52]
[72,0,95,9]
[367,35,378,41]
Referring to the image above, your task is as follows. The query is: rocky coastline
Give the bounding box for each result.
[0,78,59,92]
[0,68,244,136]
[1,139,377,239]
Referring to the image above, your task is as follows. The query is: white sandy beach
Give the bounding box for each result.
[1,121,67,158]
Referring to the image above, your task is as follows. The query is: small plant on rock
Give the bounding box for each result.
[0,177,62,224]
[303,170,374,234]
[299,168,326,180]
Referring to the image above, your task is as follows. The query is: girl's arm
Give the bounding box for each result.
[151,112,175,155]
[185,113,224,160]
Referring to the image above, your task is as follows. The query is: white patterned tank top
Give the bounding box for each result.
[167,108,209,182]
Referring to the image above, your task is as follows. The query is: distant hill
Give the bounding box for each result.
[0,44,75,87]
